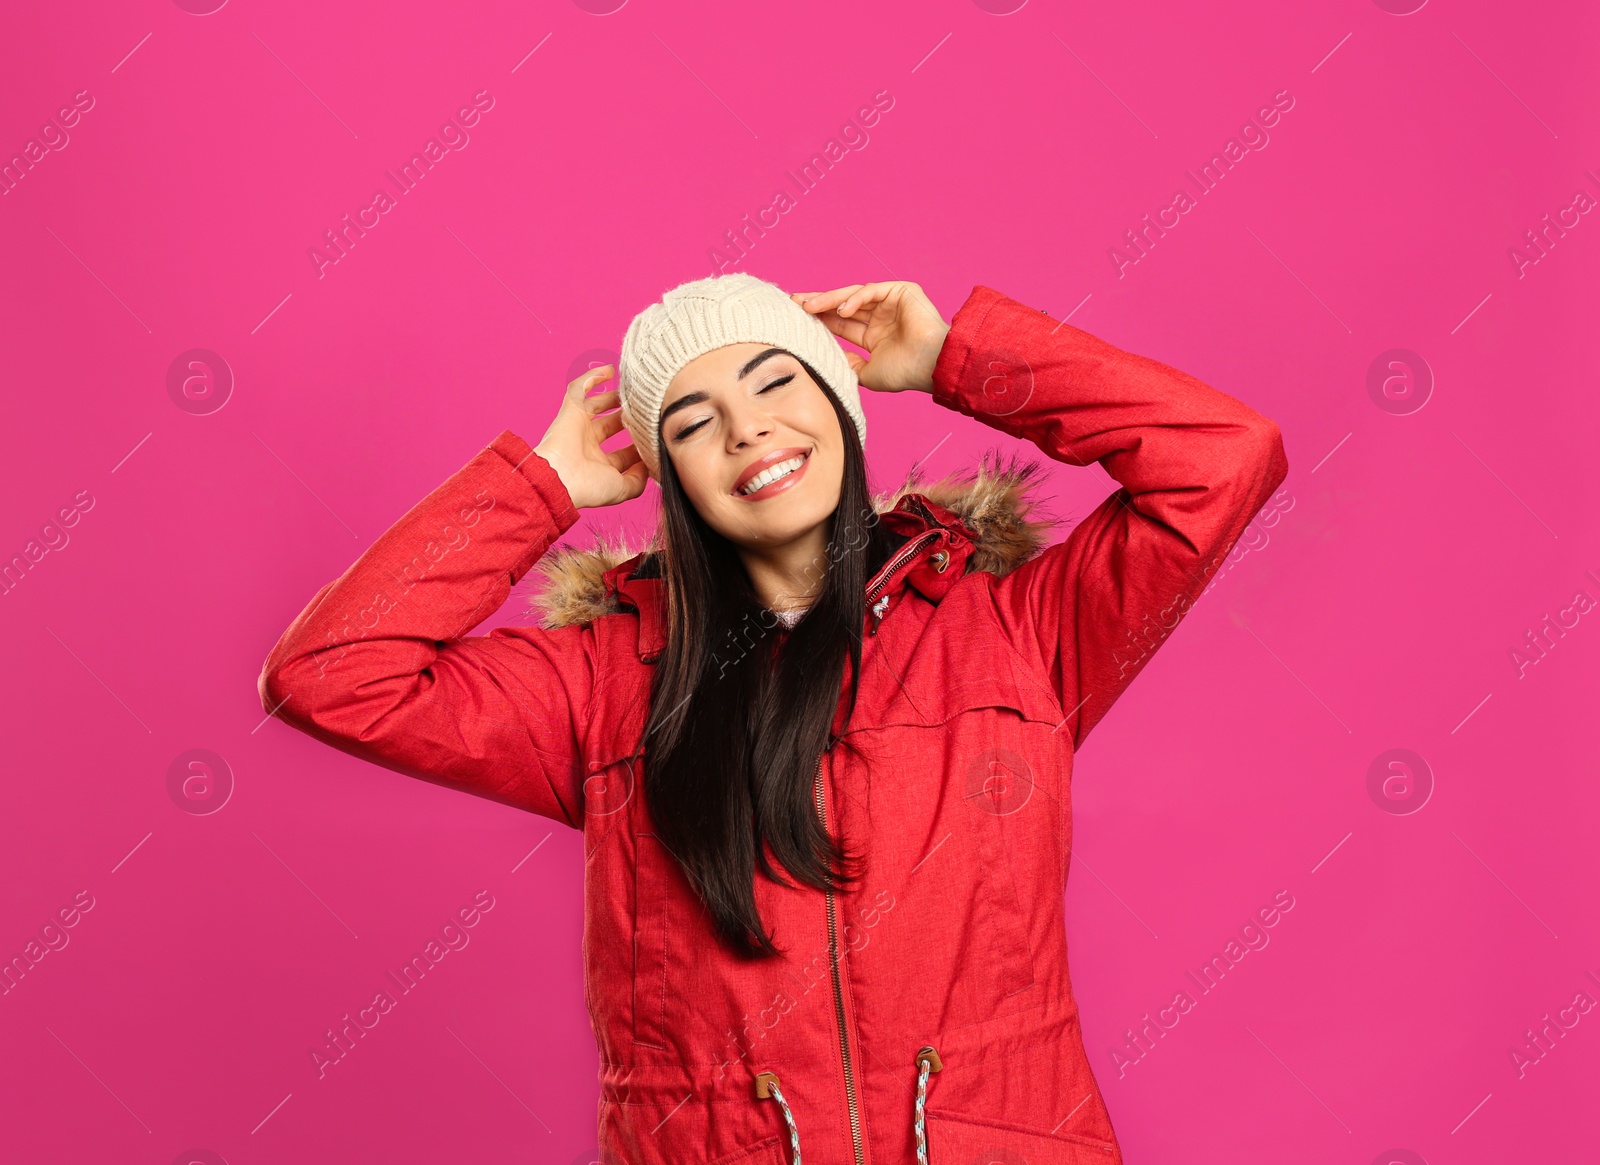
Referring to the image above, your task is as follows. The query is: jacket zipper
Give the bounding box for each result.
[804,527,941,1162]
[864,530,942,634]
[813,752,867,1165]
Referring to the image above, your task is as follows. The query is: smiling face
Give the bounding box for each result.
[657,343,846,551]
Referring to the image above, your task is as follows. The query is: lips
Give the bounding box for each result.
[731,446,812,496]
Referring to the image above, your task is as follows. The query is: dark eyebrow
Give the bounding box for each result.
[658,348,791,428]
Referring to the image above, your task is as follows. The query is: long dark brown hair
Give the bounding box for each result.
[627,355,899,958]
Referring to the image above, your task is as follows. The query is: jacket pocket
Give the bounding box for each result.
[632,831,671,1048]
[923,1001,1121,1157]
[926,1111,1118,1164]
[704,1134,789,1165]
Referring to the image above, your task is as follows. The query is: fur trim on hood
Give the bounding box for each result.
[524,450,1064,630]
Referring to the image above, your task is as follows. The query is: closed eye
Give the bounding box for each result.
[670,375,797,441]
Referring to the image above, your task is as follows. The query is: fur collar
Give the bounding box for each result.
[524,450,1061,630]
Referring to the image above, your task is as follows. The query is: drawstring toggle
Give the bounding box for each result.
[755,1047,944,1165]
[755,1071,803,1165]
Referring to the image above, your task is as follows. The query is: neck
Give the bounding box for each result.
[736,522,832,614]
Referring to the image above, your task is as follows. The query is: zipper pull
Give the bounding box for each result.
[869,594,890,635]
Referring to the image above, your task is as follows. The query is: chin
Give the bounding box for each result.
[723,490,837,549]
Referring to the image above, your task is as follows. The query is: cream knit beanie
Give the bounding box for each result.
[617,272,868,477]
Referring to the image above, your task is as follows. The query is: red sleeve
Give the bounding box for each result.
[256,429,593,828]
[931,286,1290,749]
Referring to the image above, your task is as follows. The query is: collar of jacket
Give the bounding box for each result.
[525,451,1058,663]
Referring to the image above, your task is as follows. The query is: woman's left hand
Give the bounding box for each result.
[791,282,951,394]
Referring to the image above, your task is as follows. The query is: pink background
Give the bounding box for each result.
[2,0,1596,1162]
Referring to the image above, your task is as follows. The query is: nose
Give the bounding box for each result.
[725,398,774,451]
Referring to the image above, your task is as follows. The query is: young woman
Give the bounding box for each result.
[259,275,1288,1165]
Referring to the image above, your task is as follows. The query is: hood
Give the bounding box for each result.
[524,449,1062,632]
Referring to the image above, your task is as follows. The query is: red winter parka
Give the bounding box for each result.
[258,285,1288,1165]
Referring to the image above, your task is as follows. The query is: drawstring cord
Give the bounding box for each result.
[753,1073,804,1165]
[913,1046,941,1164]
[755,1046,941,1165]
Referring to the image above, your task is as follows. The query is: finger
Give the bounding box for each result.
[618,458,651,502]
[581,392,624,423]
[837,281,894,318]
[569,364,615,400]
[810,309,868,350]
[605,440,643,474]
[847,351,889,394]
[594,408,628,441]
[794,286,865,316]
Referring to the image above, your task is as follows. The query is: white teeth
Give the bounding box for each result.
[740,454,806,495]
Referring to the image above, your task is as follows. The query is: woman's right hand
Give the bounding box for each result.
[532,365,649,510]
